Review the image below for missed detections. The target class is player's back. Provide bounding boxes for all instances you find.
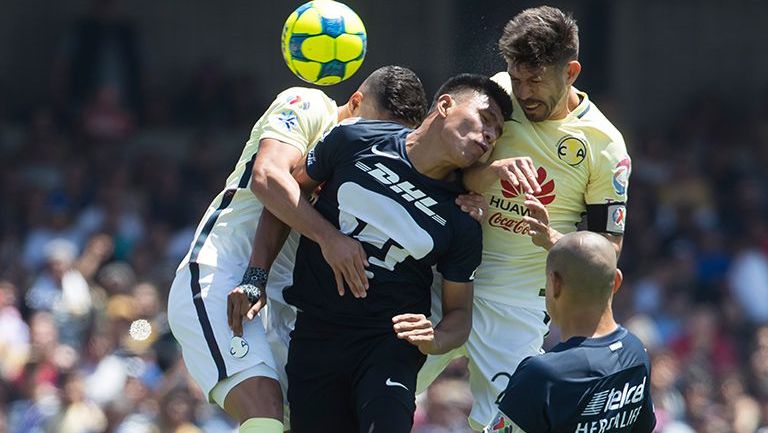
[497,326,656,433]
[475,72,630,309]
[177,87,337,271]
[285,119,482,330]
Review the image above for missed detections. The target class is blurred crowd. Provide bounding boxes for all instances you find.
[2,1,768,433]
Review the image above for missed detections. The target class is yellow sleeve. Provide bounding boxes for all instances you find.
[585,136,631,205]
[258,87,337,156]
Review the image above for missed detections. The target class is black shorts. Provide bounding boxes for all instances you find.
[287,313,427,433]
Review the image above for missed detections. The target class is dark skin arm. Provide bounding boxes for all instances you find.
[393,279,473,355]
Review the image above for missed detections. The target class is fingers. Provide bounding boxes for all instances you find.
[455,193,483,209]
[398,327,434,341]
[246,296,266,321]
[523,216,548,236]
[324,234,370,298]
[332,268,345,297]
[512,164,533,195]
[392,313,425,323]
[227,294,235,330]
[456,193,488,223]
[499,166,520,188]
[392,314,431,337]
[232,299,244,337]
[520,158,541,194]
[524,194,548,218]
[344,242,369,298]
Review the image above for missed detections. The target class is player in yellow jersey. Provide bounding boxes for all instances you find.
[417,6,631,430]
[167,66,427,433]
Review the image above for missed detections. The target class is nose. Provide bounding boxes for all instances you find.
[516,83,532,100]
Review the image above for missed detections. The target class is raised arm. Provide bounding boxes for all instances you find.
[252,138,370,297]
[463,156,540,194]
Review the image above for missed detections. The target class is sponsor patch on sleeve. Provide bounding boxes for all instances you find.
[484,412,513,433]
[606,204,626,234]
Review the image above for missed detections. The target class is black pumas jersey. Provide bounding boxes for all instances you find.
[488,326,656,433]
[284,119,482,328]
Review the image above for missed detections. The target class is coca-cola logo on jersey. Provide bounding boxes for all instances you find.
[499,166,556,205]
[488,212,530,234]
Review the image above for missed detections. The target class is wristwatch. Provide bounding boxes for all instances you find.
[240,266,268,305]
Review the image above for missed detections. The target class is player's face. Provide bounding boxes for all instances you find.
[508,63,568,122]
[441,91,504,168]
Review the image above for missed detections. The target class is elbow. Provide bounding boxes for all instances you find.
[249,163,271,199]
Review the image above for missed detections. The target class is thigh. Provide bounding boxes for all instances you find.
[168,264,278,403]
[465,300,549,430]
[355,334,426,433]
[286,321,355,433]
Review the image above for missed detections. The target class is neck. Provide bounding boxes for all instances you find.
[549,87,580,120]
[336,104,352,122]
[405,117,456,180]
[557,304,618,342]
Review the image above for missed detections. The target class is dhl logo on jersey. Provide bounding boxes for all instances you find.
[487,167,555,234]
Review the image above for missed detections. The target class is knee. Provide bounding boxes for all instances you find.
[224,377,283,424]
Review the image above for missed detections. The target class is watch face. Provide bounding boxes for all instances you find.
[229,336,249,359]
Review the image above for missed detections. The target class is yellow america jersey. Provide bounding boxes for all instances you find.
[178,87,338,271]
[475,72,630,309]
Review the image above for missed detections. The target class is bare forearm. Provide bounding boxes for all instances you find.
[248,209,291,268]
[251,165,337,245]
[427,308,472,354]
[600,233,623,257]
[463,162,496,193]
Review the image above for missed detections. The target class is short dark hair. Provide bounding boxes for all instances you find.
[498,6,579,68]
[431,73,513,121]
[362,65,428,128]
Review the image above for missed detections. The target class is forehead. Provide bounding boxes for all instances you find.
[509,63,556,79]
[460,91,502,116]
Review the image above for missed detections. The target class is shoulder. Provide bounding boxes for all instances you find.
[621,328,653,364]
[575,93,627,152]
[275,86,335,108]
[449,206,482,236]
[513,354,560,384]
[329,119,408,142]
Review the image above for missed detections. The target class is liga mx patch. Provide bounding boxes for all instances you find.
[607,204,626,234]
[277,110,298,131]
[484,412,514,433]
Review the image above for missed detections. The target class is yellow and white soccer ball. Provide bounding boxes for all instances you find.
[281,0,367,85]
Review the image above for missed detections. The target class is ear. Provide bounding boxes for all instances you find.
[612,268,623,295]
[435,94,454,119]
[552,270,564,299]
[565,60,581,86]
[346,91,364,116]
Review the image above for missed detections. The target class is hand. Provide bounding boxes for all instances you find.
[522,193,560,250]
[490,157,541,194]
[227,285,265,337]
[392,313,436,354]
[456,192,489,223]
[319,231,369,298]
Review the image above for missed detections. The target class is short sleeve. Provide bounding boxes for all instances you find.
[305,122,357,183]
[436,213,482,283]
[584,138,631,206]
[632,363,657,433]
[497,358,552,433]
[259,88,338,156]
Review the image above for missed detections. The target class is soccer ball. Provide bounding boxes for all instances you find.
[281,0,367,86]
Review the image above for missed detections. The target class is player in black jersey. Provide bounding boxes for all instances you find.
[254,73,512,433]
[484,232,656,433]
